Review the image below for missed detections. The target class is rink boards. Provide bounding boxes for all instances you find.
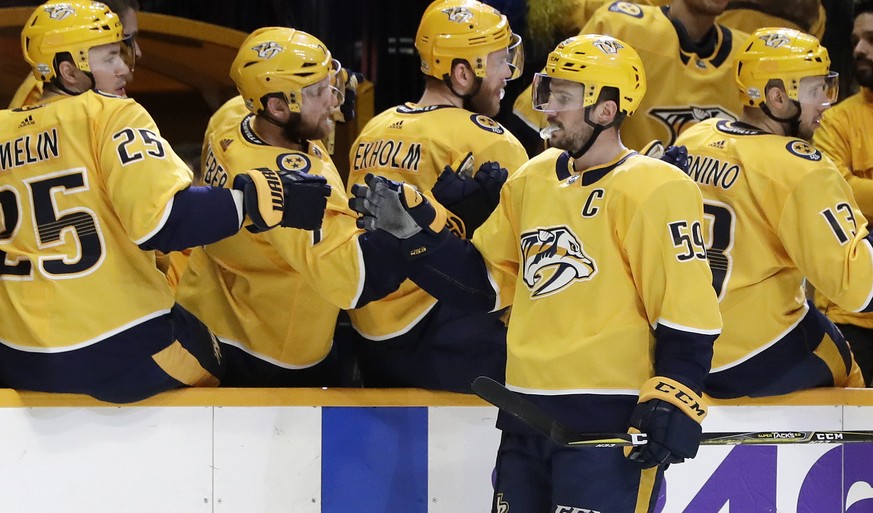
[0,387,871,513]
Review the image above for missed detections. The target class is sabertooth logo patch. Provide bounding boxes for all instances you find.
[441,6,474,23]
[649,106,736,145]
[252,41,283,59]
[593,38,624,55]
[759,32,791,48]
[521,227,596,298]
[45,4,75,20]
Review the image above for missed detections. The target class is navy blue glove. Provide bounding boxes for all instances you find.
[233,168,330,233]
[659,145,689,173]
[625,377,707,469]
[334,68,364,123]
[431,154,508,238]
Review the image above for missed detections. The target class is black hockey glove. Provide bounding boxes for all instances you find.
[233,168,330,233]
[659,145,689,173]
[624,376,707,469]
[333,68,364,123]
[431,152,508,238]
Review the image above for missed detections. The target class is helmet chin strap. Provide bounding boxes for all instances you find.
[761,100,802,138]
[49,70,95,96]
[570,105,621,160]
[443,74,483,106]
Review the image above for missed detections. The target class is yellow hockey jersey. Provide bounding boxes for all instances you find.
[675,118,873,370]
[346,103,528,339]
[513,1,745,151]
[0,92,193,350]
[473,148,722,392]
[175,115,365,367]
[813,88,873,328]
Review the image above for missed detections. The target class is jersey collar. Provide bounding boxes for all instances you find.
[556,149,636,186]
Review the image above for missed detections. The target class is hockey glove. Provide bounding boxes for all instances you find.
[431,152,508,238]
[332,68,364,123]
[624,376,708,469]
[659,145,689,173]
[233,168,330,233]
[349,173,446,239]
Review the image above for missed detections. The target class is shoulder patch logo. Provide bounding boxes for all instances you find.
[609,1,644,18]
[521,227,597,298]
[277,153,312,173]
[649,106,736,145]
[785,140,822,161]
[470,114,505,134]
[252,41,283,60]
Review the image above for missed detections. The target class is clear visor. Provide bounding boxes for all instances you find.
[120,35,136,72]
[327,58,344,105]
[797,72,839,106]
[506,32,524,81]
[531,73,585,113]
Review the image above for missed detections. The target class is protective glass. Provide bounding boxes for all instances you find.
[797,72,839,106]
[327,59,345,105]
[531,73,585,112]
[120,34,136,72]
[506,33,524,80]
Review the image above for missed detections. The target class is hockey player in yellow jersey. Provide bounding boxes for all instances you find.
[674,27,869,398]
[351,35,722,512]
[813,0,873,387]
[0,1,330,402]
[174,27,407,386]
[344,0,528,392]
[513,0,746,153]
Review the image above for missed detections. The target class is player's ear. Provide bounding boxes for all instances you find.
[764,80,789,110]
[56,60,79,85]
[448,59,475,92]
[264,95,290,120]
[595,99,619,125]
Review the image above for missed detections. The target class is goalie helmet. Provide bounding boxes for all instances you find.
[735,27,838,107]
[22,0,126,83]
[231,27,340,115]
[532,34,646,116]
[415,0,523,80]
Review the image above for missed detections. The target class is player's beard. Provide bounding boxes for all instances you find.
[464,83,501,118]
[855,56,873,89]
[282,112,330,142]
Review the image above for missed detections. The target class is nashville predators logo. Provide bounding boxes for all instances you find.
[786,140,822,161]
[441,6,474,23]
[495,493,509,513]
[45,4,75,20]
[521,227,596,298]
[759,32,791,48]
[649,106,736,145]
[608,1,644,18]
[252,41,283,60]
[593,38,624,55]
[277,153,312,173]
[471,114,505,134]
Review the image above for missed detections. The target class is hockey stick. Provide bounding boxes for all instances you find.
[471,376,873,447]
